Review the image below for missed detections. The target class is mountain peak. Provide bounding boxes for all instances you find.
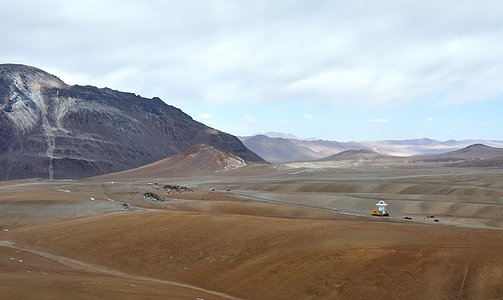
[259,132,298,139]
[319,149,388,161]
[0,63,47,73]
[0,64,263,180]
[0,63,65,87]
[464,143,490,149]
[454,144,495,154]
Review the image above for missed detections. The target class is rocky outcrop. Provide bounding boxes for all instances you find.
[0,64,264,180]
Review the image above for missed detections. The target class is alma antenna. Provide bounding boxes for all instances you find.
[371,200,389,216]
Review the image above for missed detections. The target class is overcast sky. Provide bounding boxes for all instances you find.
[2,0,502,141]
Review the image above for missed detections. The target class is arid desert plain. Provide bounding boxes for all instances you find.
[1,159,503,299]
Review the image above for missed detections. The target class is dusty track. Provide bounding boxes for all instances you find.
[0,240,241,300]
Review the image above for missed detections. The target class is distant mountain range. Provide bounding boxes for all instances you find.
[0,64,264,180]
[253,132,300,139]
[280,144,503,170]
[240,133,503,163]
[98,142,503,180]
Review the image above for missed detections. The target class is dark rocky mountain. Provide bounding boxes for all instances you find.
[0,64,264,180]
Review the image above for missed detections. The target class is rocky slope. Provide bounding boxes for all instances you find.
[0,64,264,180]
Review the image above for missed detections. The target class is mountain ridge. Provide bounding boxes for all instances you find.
[0,64,264,180]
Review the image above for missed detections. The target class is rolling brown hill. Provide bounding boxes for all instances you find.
[9,209,503,300]
[2,156,503,299]
[318,149,392,161]
[411,144,503,164]
[94,144,254,179]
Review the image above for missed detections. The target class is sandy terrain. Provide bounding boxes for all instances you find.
[0,240,230,300]
[1,164,503,299]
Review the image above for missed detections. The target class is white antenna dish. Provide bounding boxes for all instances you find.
[376,200,388,214]
[371,200,389,217]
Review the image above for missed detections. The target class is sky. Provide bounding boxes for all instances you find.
[1,0,502,141]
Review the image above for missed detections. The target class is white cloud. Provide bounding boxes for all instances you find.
[287,68,377,98]
[278,118,290,125]
[369,118,389,123]
[303,114,313,120]
[198,113,215,125]
[426,117,434,123]
[244,114,263,123]
[2,1,503,108]
[200,113,213,120]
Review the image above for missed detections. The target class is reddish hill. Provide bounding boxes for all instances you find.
[94,144,252,179]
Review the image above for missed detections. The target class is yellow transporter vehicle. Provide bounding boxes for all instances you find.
[371,200,389,216]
